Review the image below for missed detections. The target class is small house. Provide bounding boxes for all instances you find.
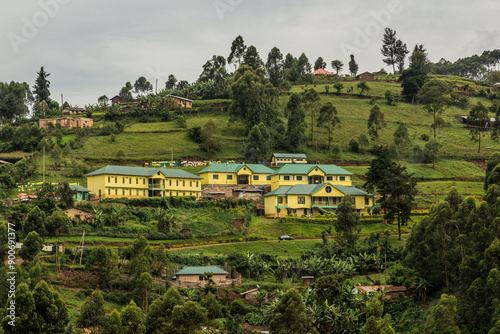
[356,72,375,82]
[172,266,239,288]
[312,68,333,78]
[166,95,193,108]
[353,285,407,300]
[63,208,95,222]
[62,107,86,115]
[240,288,259,302]
[110,95,125,105]
[69,185,91,201]
[302,276,315,286]
[271,153,308,167]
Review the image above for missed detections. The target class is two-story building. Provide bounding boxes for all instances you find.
[264,183,374,217]
[269,164,353,191]
[86,165,202,200]
[270,153,308,167]
[198,163,274,186]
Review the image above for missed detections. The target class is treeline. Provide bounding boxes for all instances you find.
[430,49,500,81]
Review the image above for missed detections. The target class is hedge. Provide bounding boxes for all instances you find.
[280,214,384,225]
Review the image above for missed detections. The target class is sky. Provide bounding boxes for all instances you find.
[1,0,499,107]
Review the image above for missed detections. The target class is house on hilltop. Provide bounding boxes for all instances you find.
[39,117,93,130]
[271,153,308,167]
[62,107,86,115]
[312,68,333,78]
[85,165,202,200]
[356,72,375,82]
[172,266,241,288]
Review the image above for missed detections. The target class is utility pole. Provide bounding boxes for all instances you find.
[79,230,85,266]
[61,94,63,111]
[42,146,45,183]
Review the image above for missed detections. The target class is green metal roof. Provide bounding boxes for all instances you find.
[198,163,273,175]
[69,185,91,193]
[265,183,371,197]
[174,266,228,275]
[272,153,307,159]
[85,165,202,179]
[270,164,353,176]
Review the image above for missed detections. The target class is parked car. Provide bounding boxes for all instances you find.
[279,235,294,240]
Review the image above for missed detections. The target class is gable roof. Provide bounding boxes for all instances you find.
[174,266,228,275]
[264,183,371,197]
[270,164,352,176]
[85,165,202,179]
[69,185,91,193]
[198,163,274,175]
[272,153,307,159]
[169,95,193,102]
[356,71,375,77]
[312,68,333,75]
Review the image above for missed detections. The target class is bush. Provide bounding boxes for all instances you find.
[349,139,359,153]
[420,134,430,141]
[229,299,247,316]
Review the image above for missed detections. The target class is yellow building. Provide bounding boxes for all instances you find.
[264,183,374,217]
[270,164,353,191]
[271,153,308,167]
[198,163,274,186]
[86,165,203,200]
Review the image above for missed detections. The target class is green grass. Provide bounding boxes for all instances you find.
[416,181,484,196]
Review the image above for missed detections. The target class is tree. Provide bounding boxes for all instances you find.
[359,134,370,153]
[33,66,51,102]
[58,182,77,208]
[302,88,321,142]
[385,90,395,105]
[119,82,134,101]
[243,45,264,70]
[20,231,42,261]
[335,195,362,249]
[425,294,460,334]
[200,293,222,320]
[146,287,184,334]
[357,81,370,95]
[270,289,309,334]
[78,289,106,328]
[23,206,47,237]
[134,272,153,313]
[313,274,346,304]
[367,104,386,140]
[331,60,344,76]
[244,123,271,163]
[314,57,326,70]
[200,119,221,155]
[1,283,38,333]
[393,122,411,150]
[349,54,359,77]
[468,101,490,153]
[399,45,429,103]
[485,152,500,190]
[418,79,452,139]
[361,296,395,334]
[32,280,69,333]
[395,39,410,73]
[103,309,122,334]
[170,301,207,334]
[165,74,177,90]
[333,82,344,94]
[98,95,109,107]
[227,35,247,69]
[381,27,399,74]
[265,47,284,87]
[424,140,441,168]
[285,93,306,152]
[297,53,312,77]
[317,102,340,150]
[134,76,153,94]
[120,300,146,334]
[0,81,30,123]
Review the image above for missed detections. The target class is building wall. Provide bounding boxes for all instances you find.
[200,172,271,186]
[176,274,227,283]
[39,117,93,130]
[357,73,375,82]
[87,173,202,199]
[270,174,352,191]
[271,157,307,166]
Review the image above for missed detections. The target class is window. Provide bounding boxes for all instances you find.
[129,178,131,184]
[163,180,165,187]
[253,175,259,181]
[143,178,145,184]
[267,176,271,181]
[213,175,219,180]
[304,209,308,215]
[176,180,179,186]
[277,208,281,214]
[170,192,172,196]
[136,190,139,196]
[108,176,110,183]
[227,175,233,180]
[278,197,283,204]
[190,181,192,187]
[365,198,370,206]
[122,177,125,183]
[183,192,185,196]
[143,190,145,196]
[196,181,199,187]
[183,180,185,187]
[325,186,332,193]
[115,177,117,183]
[340,176,346,181]
[176,192,179,196]
[136,178,138,184]
[129,189,131,195]
[284,176,290,181]
[108,188,110,195]
[298,197,305,204]
[199,276,204,281]
[327,176,333,181]
[122,189,125,195]
[297,176,302,181]
[115,189,117,195]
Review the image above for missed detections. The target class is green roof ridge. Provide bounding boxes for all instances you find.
[85,165,202,179]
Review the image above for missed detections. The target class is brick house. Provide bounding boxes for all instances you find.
[39,117,93,130]
[356,72,375,82]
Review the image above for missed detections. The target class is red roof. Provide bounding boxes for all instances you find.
[312,68,333,75]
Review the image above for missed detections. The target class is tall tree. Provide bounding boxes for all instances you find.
[399,45,429,103]
[367,104,386,140]
[331,60,344,76]
[244,123,271,163]
[393,122,411,150]
[424,294,461,334]
[78,290,106,328]
[227,35,247,69]
[133,77,153,94]
[317,102,340,150]
[334,195,362,249]
[417,79,452,139]
[265,47,284,87]
[301,88,321,142]
[468,101,490,153]
[270,289,309,334]
[0,81,30,123]
[297,53,312,77]
[1,283,39,332]
[395,39,410,73]
[120,300,146,334]
[19,231,42,262]
[349,54,359,77]
[285,93,306,152]
[165,74,177,90]
[33,66,51,102]
[243,45,264,70]
[381,27,398,74]
[32,280,69,333]
[314,57,326,70]
[361,296,395,334]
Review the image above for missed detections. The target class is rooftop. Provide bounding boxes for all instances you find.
[198,163,274,175]
[86,165,202,179]
[174,266,228,275]
[272,153,307,159]
[264,183,371,197]
[69,185,91,193]
[270,164,353,176]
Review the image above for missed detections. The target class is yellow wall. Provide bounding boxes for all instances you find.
[271,157,307,166]
[199,172,271,186]
[87,173,202,199]
[270,174,352,191]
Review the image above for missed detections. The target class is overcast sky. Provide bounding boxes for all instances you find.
[1,0,499,107]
